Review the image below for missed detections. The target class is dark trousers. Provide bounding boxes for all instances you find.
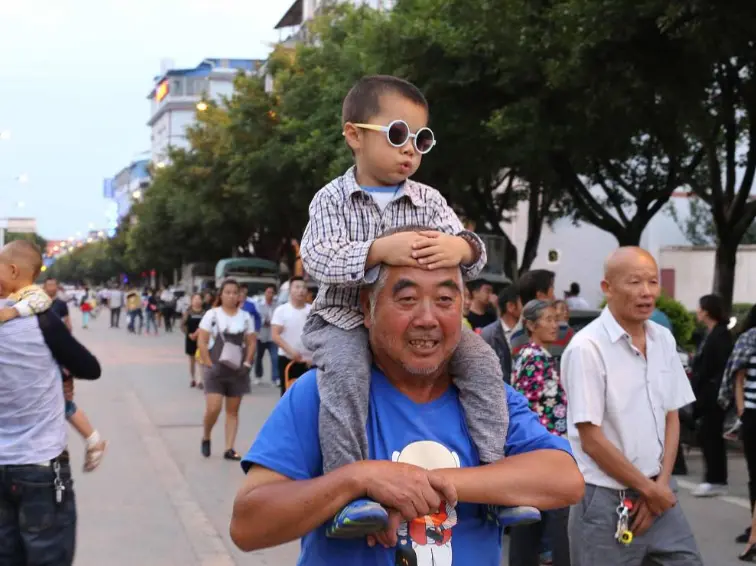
[698,404,728,484]
[255,340,279,381]
[0,455,76,566]
[161,308,174,332]
[743,410,756,512]
[127,309,143,333]
[278,355,309,397]
[509,507,570,566]
[110,307,121,328]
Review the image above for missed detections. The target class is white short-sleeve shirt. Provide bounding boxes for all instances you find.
[199,307,254,349]
[560,307,695,489]
[271,302,312,359]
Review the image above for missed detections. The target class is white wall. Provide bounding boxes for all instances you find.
[660,246,756,309]
[501,193,692,308]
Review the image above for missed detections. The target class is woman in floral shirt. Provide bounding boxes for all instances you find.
[512,300,568,437]
[509,299,570,566]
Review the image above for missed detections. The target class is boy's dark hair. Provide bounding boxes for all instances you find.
[342,75,428,126]
[497,284,520,313]
[569,282,580,296]
[518,269,555,304]
[466,279,490,294]
[289,275,305,284]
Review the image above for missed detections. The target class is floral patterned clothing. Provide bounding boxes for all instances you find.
[512,342,568,436]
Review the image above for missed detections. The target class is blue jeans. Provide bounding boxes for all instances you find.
[255,340,279,381]
[128,309,143,333]
[145,310,158,333]
[0,456,77,565]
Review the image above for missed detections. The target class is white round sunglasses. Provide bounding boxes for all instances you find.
[350,119,437,154]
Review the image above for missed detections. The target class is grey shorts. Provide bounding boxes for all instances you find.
[202,365,250,397]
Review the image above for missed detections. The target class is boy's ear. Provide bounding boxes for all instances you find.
[343,122,362,152]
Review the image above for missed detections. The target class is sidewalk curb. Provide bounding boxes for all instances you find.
[126,390,236,566]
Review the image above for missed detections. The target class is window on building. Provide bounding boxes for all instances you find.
[171,78,184,96]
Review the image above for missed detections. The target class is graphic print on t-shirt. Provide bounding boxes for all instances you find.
[392,441,460,566]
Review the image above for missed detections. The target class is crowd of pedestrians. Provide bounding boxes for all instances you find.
[4,72,756,566]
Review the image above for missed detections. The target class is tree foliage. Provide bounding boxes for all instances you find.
[86,0,756,299]
[668,197,756,246]
[45,240,127,285]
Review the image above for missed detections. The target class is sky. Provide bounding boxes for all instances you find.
[0,0,291,239]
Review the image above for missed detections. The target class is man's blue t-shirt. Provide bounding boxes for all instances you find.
[242,368,572,566]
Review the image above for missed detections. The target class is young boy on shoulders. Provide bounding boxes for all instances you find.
[299,75,541,537]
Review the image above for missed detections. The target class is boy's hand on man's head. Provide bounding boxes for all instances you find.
[411,231,476,270]
[374,232,426,268]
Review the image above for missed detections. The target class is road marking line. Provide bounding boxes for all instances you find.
[676,478,752,510]
[126,390,236,566]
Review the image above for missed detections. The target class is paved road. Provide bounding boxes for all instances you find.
[67,309,750,565]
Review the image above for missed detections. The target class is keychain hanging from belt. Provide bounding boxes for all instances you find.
[615,490,633,545]
[53,460,66,504]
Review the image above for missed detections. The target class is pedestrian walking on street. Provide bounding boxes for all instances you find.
[108,285,124,328]
[197,279,256,461]
[271,276,311,397]
[159,287,176,332]
[181,293,205,388]
[561,247,702,566]
[80,286,93,329]
[145,289,159,335]
[254,284,280,386]
[480,284,521,384]
[509,270,557,358]
[509,299,571,566]
[0,255,102,565]
[719,305,756,553]
[126,288,143,334]
[202,290,215,311]
[691,294,733,498]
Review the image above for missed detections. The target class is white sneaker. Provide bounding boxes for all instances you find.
[691,482,728,497]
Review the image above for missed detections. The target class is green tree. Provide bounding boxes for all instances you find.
[5,231,47,251]
[668,196,756,246]
[365,1,566,276]
[46,240,125,285]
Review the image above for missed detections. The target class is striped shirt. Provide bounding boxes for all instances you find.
[745,354,756,410]
[301,166,487,330]
[720,328,756,409]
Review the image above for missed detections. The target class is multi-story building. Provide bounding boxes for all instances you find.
[146,58,263,164]
[103,158,151,225]
[0,216,37,248]
[274,0,394,39]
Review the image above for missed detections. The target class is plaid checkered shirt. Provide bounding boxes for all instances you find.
[301,166,487,330]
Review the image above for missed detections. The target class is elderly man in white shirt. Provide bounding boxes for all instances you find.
[560,247,702,566]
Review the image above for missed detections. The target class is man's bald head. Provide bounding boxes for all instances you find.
[601,246,660,325]
[603,246,657,282]
[0,240,44,281]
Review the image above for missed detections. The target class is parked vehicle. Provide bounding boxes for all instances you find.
[214,258,279,297]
